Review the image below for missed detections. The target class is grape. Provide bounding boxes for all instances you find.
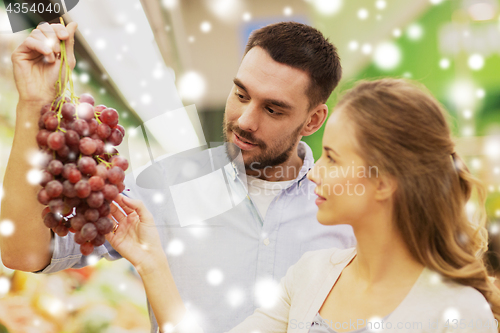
[89,176,105,191]
[94,105,106,113]
[78,156,96,175]
[94,140,105,155]
[62,180,77,198]
[111,156,129,171]
[88,119,98,135]
[91,233,106,246]
[75,180,91,198]
[79,137,96,155]
[116,125,125,136]
[65,130,80,146]
[108,128,123,146]
[84,208,99,222]
[74,119,89,136]
[102,184,119,201]
[108,167,125,185]
[80,93,95,106]
[40,104,51,116]
[55,224,69,237]
[48,198,64,215]
[62,163,76,179]
[74,231,86,245]
[47,132,65,150]
[97,123,111,139]
[36,129,51,147]
[61,103,76,120]
[56,145,70,160]
[95,164,108,179]
[95,217,114,234]
[87,191,104,208]
[68,168,82,184]
[47,160,63,176]
[77,103,94,121]
[81,222,97,241]
[100,108,119,127]
[40,170,53,187]
[64,196,81,208]
[46,180,63,198]
[43,212,60,228]
[117,182,126,193]
[37,188,50,205]
[80,242,94,255]
[97,202,111,217]
[44,114,59,131]
[37,93,129,253]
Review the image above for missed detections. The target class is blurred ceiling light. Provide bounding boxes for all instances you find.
[162,0,179,10]
[439,58,450,69]
[468,53,485,70]
[206,0,244,21]
[348,40,359,51]
[407,23,424,40]
[200,21,212,33]
[358,8,369,20]
[373,42,401,70]
[484,137,500,159]
[178,71,206,100]
[361,43,373,54]
[311,0,343,16]
[463,109,473,119]
[242,12,252,21]
[476,88,486,98]
[375,0,387,10]
[284,6,293,16]
[465,0,498,21]
[449,80,475,108]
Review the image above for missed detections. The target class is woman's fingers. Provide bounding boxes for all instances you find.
[64,22,78,70]
[109,201,128,224]
[113,194,135,215]
[121,195,155,223]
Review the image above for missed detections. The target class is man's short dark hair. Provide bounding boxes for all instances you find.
[244,21,342,110]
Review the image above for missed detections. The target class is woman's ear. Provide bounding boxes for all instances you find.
[301,104,328,137]
[374,174,397,201]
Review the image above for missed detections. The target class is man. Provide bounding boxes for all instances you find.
[1,21,355,332]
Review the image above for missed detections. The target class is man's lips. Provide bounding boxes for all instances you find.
[234,132,256,145]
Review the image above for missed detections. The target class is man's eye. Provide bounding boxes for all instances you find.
[235,92,245,99]
[266,107,280,115]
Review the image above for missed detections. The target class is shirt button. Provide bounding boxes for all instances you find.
[263,238,270,246]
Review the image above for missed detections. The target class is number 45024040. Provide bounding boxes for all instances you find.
[6,2,62,14]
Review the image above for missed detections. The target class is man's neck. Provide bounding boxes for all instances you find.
[245,150,304,182]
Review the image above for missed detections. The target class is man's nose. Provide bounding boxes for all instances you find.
[237,103,260,132]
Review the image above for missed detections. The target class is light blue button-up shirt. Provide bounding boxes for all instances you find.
[37,141,355,333]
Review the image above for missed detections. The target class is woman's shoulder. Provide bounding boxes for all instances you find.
[293,247,356,272]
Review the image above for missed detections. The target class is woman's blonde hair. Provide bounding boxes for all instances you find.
[337,78,500,326]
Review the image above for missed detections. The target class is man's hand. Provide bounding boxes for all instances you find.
[11,21,77,105]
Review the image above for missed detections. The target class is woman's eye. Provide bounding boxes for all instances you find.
[327,155,336,163]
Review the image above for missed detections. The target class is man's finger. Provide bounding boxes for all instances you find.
[36,23,61,54]
[50,23,69,40]
[22,36,55,62]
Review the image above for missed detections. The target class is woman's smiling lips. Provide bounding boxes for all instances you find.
[233,132,258,151]
[314,190,326,206]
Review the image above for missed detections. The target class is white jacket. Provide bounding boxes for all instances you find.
[164,248,497,333]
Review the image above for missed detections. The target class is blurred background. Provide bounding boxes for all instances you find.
[0,0,500,331]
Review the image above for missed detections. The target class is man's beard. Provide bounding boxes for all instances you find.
[222,116,304,170]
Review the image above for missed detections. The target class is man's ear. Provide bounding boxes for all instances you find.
[374,174,397,201]
[301,104,328,137]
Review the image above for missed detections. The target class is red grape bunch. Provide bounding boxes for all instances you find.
[37,92,129,256]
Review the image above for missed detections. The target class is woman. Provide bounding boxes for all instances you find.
[107,78,499,333]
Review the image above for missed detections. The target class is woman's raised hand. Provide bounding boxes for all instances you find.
[106,194,165,274]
